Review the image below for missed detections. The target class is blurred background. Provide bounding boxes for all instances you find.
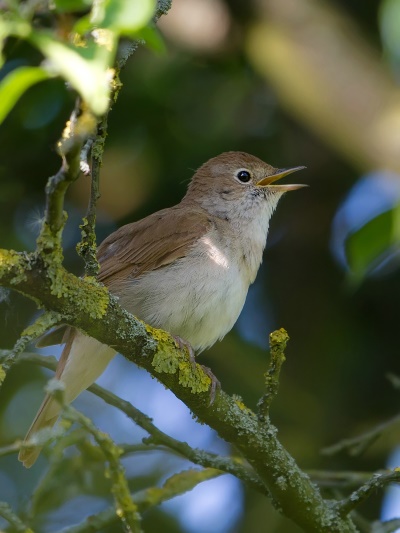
[1,0,400,531]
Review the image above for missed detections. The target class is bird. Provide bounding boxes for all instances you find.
[18,151,306,468]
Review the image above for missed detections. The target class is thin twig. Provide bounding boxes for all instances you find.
[41,102,96,242]
[257,328,289,421]
[80,138,94,175]
[0,441,21,458]
[307,469,387,489]
[0,311,62,374]
[0,501,34,533]
[336,470,400,516]
[371,518,400,533]
[12,351,268,496]
[76,114,108,276]
[62,403,142,533]
[322,413,400,457]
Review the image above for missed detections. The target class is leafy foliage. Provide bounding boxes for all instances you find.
[0,0,157,119]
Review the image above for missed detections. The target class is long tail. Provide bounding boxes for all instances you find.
[18,329,116,468]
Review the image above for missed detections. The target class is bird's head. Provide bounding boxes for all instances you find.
[184,151,307,220]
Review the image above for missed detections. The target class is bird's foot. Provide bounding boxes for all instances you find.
[173,335,197,371]
[199,364,220,406]
[173,335,220,405]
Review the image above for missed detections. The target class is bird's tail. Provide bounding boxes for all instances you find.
[18,394,60,468]
[19,329,116,468]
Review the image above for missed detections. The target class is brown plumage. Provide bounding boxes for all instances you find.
[19,151,305,467]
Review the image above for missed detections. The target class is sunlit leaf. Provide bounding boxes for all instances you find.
[30,31,115,115]
[91,0,156,35]
[345,205,400,283]
[0,16,32,67]
[0,66,50,124]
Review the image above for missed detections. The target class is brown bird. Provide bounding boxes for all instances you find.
[19,151,306,467]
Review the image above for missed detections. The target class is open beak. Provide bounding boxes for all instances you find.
[256,166,307,191]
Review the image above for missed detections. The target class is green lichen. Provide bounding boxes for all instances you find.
[54,273,109,319]
[148,327,178,371]
[92,130,107,162]
[36,218,66,260]
[80,276,109,318]
[233,395,254,415]
[37,215,110,319]
[269,328,289,354]
[178,360,211,394]
[151,332,182,375]
[150,328,211,394]
[0,249,27,285]
[77,217,100,276]
[21,311,62,339]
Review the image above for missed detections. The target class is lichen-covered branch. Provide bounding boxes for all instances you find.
[257,328,288,421]
[336,470,400,516]
[0,311,61,374]
[6,351,267,496]
[0,252,357,532]
[42,103,97,243]
[76,110,109,277]
[76,0,173,276]
[0,2,359,528]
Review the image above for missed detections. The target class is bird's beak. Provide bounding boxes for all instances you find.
[256,166,307,191]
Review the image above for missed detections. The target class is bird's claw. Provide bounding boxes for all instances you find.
[199,364,220,406]
[173,335,220,405]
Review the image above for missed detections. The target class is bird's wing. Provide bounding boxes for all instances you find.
[36,205,211,347]
[97,203,213,286]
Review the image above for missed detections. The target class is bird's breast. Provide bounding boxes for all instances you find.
[116,220,269,353]
[116,233,252,352]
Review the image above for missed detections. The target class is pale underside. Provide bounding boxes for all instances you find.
[20,192,276,467]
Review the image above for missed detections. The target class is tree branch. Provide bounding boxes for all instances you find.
[307,469,387,490]
[322,413,400,457]
[371,519,400,533]
[59,468,221,533]
[336,470,400,516]
[62,402,142,533]
[0,253,357,532]
[7,351,268,496]
[0,502,33,533]
[257,328,288,421]
[0,311,61,373]
[41,102,96,244]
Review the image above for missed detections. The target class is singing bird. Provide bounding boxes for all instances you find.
[19,151,306,467]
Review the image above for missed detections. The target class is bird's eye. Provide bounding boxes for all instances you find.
[237,170,251,183]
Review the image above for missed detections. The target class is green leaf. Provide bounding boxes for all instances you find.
[345,205,400,283]
[0,16,31,67]
[30,31,115,115]
[53,0,93,13]
[91,0,156,35]
[136,25,166,53]
[135,468,222,510]
[0,66,50,124]
[380,0,400,58]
